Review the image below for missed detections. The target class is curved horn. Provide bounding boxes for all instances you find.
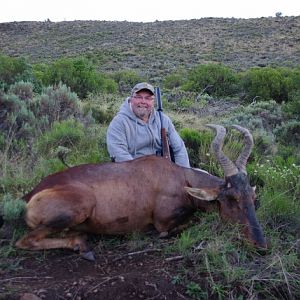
[206,124,238,177]
[231,125,254,174]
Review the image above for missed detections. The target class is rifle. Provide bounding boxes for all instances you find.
[155,87,172,161]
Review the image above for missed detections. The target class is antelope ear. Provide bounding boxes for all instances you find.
[184,187,218,201]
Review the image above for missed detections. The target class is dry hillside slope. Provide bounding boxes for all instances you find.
[1,16,300,78]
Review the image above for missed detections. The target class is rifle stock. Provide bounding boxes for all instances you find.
[155,87,171,161]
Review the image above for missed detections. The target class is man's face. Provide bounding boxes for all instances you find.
[130,90,155,122]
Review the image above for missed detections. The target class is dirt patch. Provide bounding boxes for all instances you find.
[0,234,194,300]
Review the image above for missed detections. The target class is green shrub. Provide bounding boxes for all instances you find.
[180,128,222,174]
[165,90,212,113]
[282,91,300,120]
[8,81,34,102]
[274,120,300,148]
[0,54,34,90]
[223,100,283,157]
[102,77,118,94]
[182,63,238,97]
[30,123,110,181]
[32,118,109,166]
[163,71,186,89]
[1,194,25,222]
[240,67,289,103]
[225,100,283,131]
[281,66,300,100]
[82,102,114,124]
[180,128,205,168]
[0,92,36,141]
[34,83,80,129]
[82,93,120,124]
[181,127,247,175]
[112,70,144,94]
[34,57,117,98]
[177,97,194,109]
[34,119,85,156]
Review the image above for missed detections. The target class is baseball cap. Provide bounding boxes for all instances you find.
[131,82,155,95]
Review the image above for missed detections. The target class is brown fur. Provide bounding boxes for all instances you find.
[16,155,266,257]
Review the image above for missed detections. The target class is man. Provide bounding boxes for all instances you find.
[106,82,190,167]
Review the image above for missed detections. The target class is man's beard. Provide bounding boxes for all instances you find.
[133,106,152,120]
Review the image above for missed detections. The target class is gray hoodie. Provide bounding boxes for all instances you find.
[106,97,190,167]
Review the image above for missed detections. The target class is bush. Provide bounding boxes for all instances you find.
[82,93,120,124]
[34,119,85,156]
[223,100,283,133]
[34,57,117,98]
[82,102,114,124]
[1,194,25,222]
[0,92,36,141]
[34,83,81,129]
[223,101,284,158]
[112,70,144,94]
[282,91,300,120]
[31,123,110,180]
[8,81,34,102]
[180,128,203,168]
[240,67,289,103]
[283,66,300,100]
[163,71,186,90]
[274,120,300,148]
[180,128,222,174]
[0,54,34,90]
[182,63,238,97]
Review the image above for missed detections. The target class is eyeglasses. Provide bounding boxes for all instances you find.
[132,95,154,101]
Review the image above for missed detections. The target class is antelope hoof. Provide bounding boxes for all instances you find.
[159,231,169,238]
[73,245,80,252]
[82,251,95,261]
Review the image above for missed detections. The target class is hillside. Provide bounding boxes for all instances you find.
[1,16,300,79]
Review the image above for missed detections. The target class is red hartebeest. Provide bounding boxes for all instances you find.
[16,125,267,260]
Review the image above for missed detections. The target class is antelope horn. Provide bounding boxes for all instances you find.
[231,125,254,174]
[206,124,238,177]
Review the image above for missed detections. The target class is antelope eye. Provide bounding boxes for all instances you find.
[225,195,239,207]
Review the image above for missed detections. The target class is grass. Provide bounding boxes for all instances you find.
[170,233,299,298]
[254,160,300,227]
[186,281,207,299]
[0,89,299,299]
[162,207,299,299]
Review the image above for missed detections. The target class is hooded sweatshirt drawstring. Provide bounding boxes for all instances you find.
[134,119,137,157]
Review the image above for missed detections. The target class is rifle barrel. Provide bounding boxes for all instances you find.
[155,86,171,160]
[155,87,163,111]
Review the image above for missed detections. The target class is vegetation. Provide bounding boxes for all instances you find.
[0,51,299,299]
[33,57,118,98]
[239,66,300,103]
[182,63,239,97]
